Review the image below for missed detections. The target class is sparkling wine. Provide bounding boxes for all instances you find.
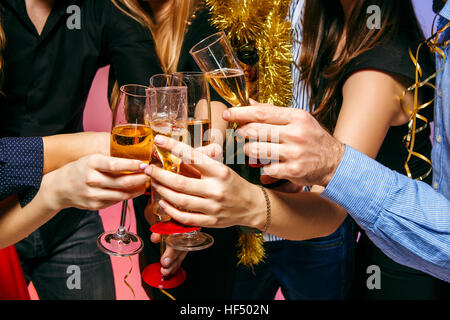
[187,118,211,148]
[206,68,249,107]
[151,119,187,173]
[110,124,153,163]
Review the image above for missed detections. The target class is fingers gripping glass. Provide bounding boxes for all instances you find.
[142,83,190,290]
[148,75,214,250]
[164,72,215,252]
[97,85,151,257]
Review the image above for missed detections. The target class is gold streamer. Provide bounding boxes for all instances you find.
[206,0,293,107]
[160,289,176,300]
[400,21,450,181]
[123,256,136,299]
[236,232,266,267]
[206,0,293,268]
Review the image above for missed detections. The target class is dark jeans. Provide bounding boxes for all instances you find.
[351,231,450,300]
[233,216,356,300]
[15,209,115,300]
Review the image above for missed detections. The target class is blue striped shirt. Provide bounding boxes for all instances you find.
[322,1,450,283]
[289,0,310,111]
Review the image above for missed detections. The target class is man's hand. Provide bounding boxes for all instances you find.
[223,103,346,187]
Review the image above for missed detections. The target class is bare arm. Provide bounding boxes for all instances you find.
[42,132,110,174]
[146,69,413,240]
[0,154,150,249]
[262,70,412,239]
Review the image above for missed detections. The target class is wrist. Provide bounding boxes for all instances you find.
[39,171,67,212]
[322,141,346,187]
[82,132,110,156]
[247,184,269,231]
[96,132,110,156]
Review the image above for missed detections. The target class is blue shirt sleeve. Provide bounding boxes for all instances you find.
[0,137,44,207]
[321,146,450,283]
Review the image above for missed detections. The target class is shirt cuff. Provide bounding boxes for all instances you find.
[439,1,450,20]
[0,137,44,207]
[321,146,395,230]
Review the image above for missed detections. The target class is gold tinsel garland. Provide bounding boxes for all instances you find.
[206,0,293,267]
[206,0,293,107]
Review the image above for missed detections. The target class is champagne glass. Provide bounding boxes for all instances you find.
[190,32,264,168]
[190,31,249,109]
[141,85,189,289]
[97,84,151,257]
[163,72,215,251]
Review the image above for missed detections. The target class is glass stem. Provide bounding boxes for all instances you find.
[184,231,198,239]
[117,200,128,236]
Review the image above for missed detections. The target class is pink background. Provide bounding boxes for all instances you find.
[28,2,435,300]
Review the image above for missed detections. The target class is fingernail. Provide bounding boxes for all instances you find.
[161,267,169,276]
[154,135,167,145]
[223,110,231,120]
[159,200,167,209]
[145,165,153,175]
[163,257,171,266]
[140,163,149,170]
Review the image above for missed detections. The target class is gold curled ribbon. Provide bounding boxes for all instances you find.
[123,256,136,298]
[400,21,450,181]
[123,204,178,300]
[160,289,176,300]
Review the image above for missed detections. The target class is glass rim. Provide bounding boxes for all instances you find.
[189,31,227,55]
[146,86,188,93]
[172,71,205,78]
[119,84,150,98]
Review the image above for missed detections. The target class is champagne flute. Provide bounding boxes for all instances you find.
[190,31,249,109]
[141,85,189,290]
[190,32,266,168]
[163,72,215,251]
[97,84,151,257]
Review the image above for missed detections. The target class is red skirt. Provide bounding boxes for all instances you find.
[0,246,30,300]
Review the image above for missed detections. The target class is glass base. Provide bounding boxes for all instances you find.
[142,263,186,289]
[150,221,200,235]
[166,231,214,251]
[97,230,143,257]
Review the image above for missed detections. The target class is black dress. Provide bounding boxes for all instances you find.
[325,33,450,299]
[110,8,239,300]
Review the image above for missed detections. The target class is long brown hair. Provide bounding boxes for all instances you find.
[300,0,426,132]
[110,0,197,108]
[111,0,197,73]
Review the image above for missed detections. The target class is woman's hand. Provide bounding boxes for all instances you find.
[150,233,188,277]
[144,142,225,276]
[44,154,151,211]
[144,135,267,230]
[223,103,346,187]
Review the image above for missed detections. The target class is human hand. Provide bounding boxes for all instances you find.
[144,135,266,230]
[150,233,188,277]
[224,103,346,187]
[260,176,302,193]
[145,143,225,275]
[45,154,151,211]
